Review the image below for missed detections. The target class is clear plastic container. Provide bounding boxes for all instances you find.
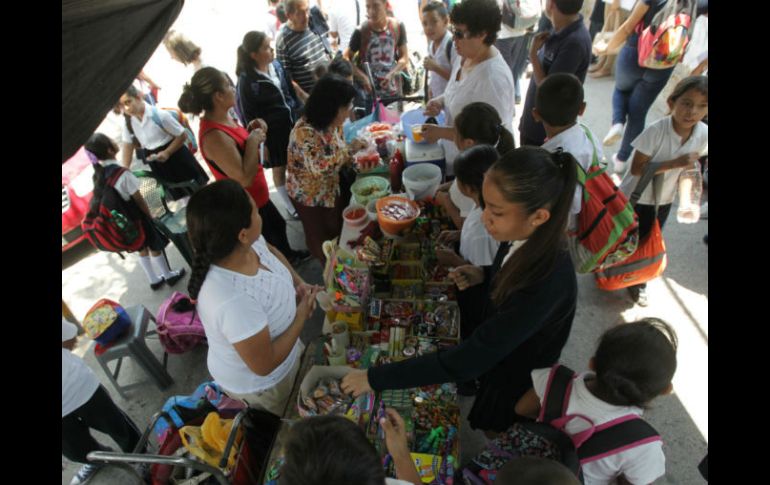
[677,163,703,224]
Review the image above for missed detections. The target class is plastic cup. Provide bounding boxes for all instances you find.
[412,124,424,143]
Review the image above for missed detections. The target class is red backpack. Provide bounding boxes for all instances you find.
[81,165,147,253]
[568,126,639,273]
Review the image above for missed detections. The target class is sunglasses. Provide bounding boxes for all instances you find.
[449,26,473,40]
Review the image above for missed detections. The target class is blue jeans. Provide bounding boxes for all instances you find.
[612,44,674,161]
[495,35,532,99]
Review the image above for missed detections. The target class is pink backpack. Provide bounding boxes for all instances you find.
[156,292,207,354]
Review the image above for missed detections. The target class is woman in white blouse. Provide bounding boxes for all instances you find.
[184,179,321,415]
[421,0,514,175]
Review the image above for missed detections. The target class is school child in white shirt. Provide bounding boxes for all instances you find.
[620,75,708,305]
[421,1,456,98]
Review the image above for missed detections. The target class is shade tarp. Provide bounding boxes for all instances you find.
[62,0,183,162]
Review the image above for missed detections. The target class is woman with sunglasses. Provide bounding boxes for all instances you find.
[421,0,514,228]
[178,67,310,266]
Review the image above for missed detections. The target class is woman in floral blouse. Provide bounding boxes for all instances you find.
[287,74,368,262]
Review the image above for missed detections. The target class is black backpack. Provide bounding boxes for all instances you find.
[461,365,661,484]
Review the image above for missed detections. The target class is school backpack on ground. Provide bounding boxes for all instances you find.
[501,0,541,31]
[149,106,199,154]
[636,0,696,69]
[568,126,639,274]
[81,164,147,253]
[156,291,207,354]
[461,365,661,484]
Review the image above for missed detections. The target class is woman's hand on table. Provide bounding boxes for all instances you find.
[381,408,410,456]
[341,369,372,397]
[448,264,484,290]
[423,99,443,117]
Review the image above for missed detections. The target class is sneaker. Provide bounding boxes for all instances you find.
[603,123,624,146]
[70,463,103,485]
[164,268,187,287]
[700,202,708,219]
[612,153,628,175]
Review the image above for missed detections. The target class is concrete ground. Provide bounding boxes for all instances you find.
[62,3,707,483]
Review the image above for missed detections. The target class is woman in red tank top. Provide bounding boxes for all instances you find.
[178,67,309,264]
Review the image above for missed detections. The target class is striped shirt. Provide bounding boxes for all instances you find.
[276,25,331,94]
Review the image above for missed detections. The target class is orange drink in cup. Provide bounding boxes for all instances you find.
[412,124,424,143]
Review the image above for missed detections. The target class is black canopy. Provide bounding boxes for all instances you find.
[62,0,184,162]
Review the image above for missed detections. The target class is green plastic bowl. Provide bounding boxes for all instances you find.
[351,176,391,206]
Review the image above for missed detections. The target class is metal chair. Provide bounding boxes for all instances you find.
[95,305,173,399]
[133,170,199,266]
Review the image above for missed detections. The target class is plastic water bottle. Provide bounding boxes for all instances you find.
[677,163,703,223]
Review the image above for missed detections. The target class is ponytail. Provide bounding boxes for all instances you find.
[489,147,577,305]
[236,31,267,77]
[178,66,226,115]
[84,132,117,218]
[455,102,516,156]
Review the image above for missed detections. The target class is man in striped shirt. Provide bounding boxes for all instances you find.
[276,0,332,99]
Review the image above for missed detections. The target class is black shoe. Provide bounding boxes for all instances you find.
[288,250,312,267]
[150,279,165,291]
[627,285,648,306]
[164,268,186,287]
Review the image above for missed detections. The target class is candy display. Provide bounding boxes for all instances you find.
[380,199,419,221]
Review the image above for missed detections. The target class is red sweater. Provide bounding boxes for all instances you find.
[199,119,270,208]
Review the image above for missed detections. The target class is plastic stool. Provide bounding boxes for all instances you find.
[95,305,173,399]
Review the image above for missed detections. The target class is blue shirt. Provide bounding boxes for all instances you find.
[519,15,592,145]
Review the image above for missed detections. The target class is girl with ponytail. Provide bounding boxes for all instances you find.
[183,179,321,414]
[435,101,516,230]
[341,146,579,433]
[85,133,185,290]
[515,318,677,484]
[236,31,303,218]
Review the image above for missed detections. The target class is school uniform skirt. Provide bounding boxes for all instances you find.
[145,143,209,200]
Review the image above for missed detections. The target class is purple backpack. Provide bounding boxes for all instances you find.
[156,292,207,354]
[461,365,662,484]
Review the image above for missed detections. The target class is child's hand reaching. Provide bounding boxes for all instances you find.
[381,408,410,456]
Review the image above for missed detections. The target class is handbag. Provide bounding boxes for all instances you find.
[594,163,667,290]
[636,0,695,69]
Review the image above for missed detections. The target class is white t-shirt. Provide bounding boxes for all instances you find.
[121,102,185,150]
[542,123,601,231]
[621,116,708,206]
[102,160,141,201]
[197,235,302,394]
[439,49,514,174]
[531,368,666,485]
[448,179,476,218]
[459,205,500,266]
[62,319,100,417]
[328,0,361,53]
[427,31,455,99]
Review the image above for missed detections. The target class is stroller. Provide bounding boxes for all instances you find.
[87,404,280,484]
